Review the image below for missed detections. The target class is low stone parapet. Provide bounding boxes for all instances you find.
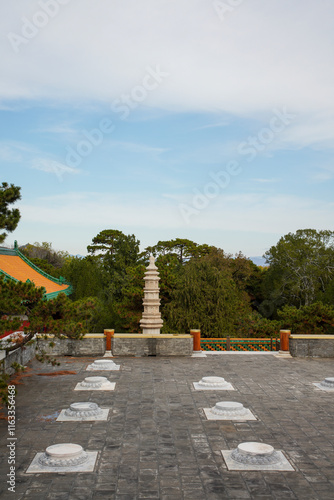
[36,333,193,357]
[289,335,334,358]
[112,334,193,356]
[36,334,106,357]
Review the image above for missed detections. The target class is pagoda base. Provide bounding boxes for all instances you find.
[142,328,162,335]
[112,334,192,357]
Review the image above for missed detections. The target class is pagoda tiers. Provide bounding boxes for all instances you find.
[139,255,163,335]
[0,241,72,300]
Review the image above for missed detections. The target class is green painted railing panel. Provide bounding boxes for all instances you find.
[200,338,280,351]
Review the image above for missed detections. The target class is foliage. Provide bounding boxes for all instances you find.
[62,256,105,301]
[0,276,97,406]
[28,293,97,339]
[278,302,334,335]
[84,229,145,330]
[163,251,252,337]
[0,371,10,406]
[20,242,70,269]
[146,238,213,264]
[0,276,45,336]
[263,229,334,310]
[114,264,145,332]
[87,229,141,269]
[0,182,21,244]
[235,312,281,338]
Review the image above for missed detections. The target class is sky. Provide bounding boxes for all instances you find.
[1,0,333,259]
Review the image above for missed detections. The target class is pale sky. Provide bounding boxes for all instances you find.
[1,0,333,258]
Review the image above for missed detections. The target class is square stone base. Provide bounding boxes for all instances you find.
[56,409,110,421]
[26,451,98,473]
[203,408,256,421]
[313,382,334,392]
[221,450,294,471]
[193,382,234,391]
[74,382,115,391]
[191,351,207,357]
[86,365,120,371]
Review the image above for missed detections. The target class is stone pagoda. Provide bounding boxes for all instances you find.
[139,255,163,335]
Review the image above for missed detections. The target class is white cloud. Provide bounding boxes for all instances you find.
[312,164,334,182]
[0,140,39,162]
[17,190,334,239]
[31,158,81,179]
[109,141,168,156]
[251,178,279,184]
[0,1,333,149]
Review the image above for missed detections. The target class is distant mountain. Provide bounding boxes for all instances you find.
[249,256,268,267]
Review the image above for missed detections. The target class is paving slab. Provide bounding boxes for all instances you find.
[1,354,334,499]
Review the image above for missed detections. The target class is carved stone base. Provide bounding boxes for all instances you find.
[193,376,234,391]
[204,401,256,421]
[27,444,98,473]
[74,376,115,391]
[87,359,120,371]
[79,376,108,388]
[320,377,334,388]
[222,442,294,471]
[38,444,88,467]
[64,402,102,417]
[314,377,334,391]
[211,401,248,416]
[231,443,281,465]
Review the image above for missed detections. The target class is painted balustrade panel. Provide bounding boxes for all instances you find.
[200,338,280,351]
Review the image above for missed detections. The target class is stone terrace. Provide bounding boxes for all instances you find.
[1,353,334,499]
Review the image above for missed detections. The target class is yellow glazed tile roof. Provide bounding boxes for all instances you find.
[0,254,69,294]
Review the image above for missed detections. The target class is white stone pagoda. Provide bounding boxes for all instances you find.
[139,255,163,335]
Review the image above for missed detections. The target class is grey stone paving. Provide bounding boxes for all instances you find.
[1,354,334,499]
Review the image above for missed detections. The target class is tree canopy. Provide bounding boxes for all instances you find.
[263,229,334,310]
[0,182,21,244]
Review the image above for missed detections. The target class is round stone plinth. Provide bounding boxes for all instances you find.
[231,442,281,465]
[198,376,229,388]
[211,401,248,416]
[80,376,108,388]
[64,402,102,417]
[320,377,334,389]
[88,359,117,370]
[38,443,88,467]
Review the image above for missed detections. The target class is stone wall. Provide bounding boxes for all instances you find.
[0,333,193,376]
[112,334,193,356]
[36,334,106,357]
[289,335,334,358]
[1,343,36,375]
[0,335,106,376]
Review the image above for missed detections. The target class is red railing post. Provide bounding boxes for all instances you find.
[190,329,201,352]
[279,329,291,352]
[104,329,114,352]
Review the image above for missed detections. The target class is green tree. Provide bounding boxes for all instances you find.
[163,251,252,337]
[87,229,140,268]
[0,277,97,406]
[278,302,334,335]
[0,276,96,341]
[21,242,70,270]
[62,256,105,301]
[0,276,45,337]
[263,229,334,309]
[146,238,213,264]
[0,182,21,244]
[85,229,144,331]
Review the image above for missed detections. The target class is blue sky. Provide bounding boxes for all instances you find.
[1,0,333,258]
